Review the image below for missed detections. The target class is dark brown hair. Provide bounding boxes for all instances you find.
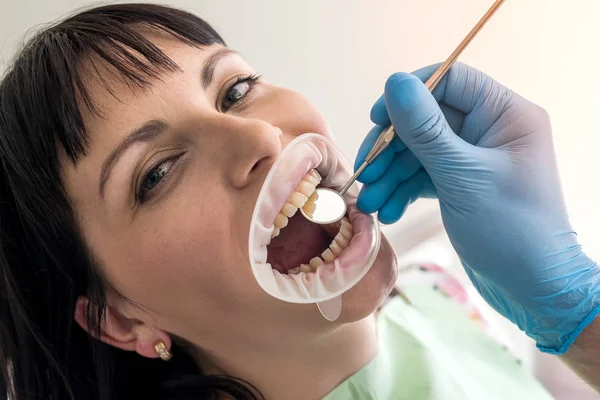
[0,4,260,399]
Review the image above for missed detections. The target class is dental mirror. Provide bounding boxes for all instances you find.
[300,188,347,224]
[300,0,506,225]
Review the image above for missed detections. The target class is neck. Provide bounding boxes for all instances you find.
[193,314,379,400]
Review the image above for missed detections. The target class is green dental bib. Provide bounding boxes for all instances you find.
[323,285,553,400]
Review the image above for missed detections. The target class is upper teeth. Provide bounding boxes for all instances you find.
[269,169,354,275]
[271,170,321,238]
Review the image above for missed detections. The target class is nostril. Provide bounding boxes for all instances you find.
[233,156,273,189]
[251,156,269,173]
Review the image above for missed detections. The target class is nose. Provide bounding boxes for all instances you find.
[221,117,282,189]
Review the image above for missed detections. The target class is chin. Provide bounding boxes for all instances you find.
[337,235,397,322]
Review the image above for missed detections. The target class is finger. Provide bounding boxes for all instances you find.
[383,73,465,164]
[378,169,436,224]
[354,125,397,183]
[411,66,468,135]
[371,64,444,125]
[372,66,466,134]
[411,63,445,101]
[440,103,465,136]
[424,62,512,138]
[356,150,422,213]
[370,95,389,126]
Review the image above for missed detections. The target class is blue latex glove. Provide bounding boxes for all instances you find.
[356,62,600,355]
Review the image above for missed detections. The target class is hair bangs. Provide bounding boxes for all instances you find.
[10,3,225,165]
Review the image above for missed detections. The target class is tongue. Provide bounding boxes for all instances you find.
[267,213,331,274]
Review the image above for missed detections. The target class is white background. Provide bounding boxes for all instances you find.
[2,0,599,258]
[3,0,600,259]
[2,1,600,398]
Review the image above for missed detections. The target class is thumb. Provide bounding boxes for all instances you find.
[384,73,462,165]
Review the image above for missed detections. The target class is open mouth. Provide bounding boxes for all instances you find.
[248,134,380,304]
[267,170,354,275]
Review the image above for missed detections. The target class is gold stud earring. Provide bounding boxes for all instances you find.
[153,340,172,361]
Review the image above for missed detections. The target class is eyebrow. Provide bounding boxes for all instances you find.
[99,119,168,198]
[201,48,237,89]
[98,49,237,199]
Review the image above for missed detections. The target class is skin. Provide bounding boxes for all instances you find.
[65,30,397,399]
[563,320,600,392]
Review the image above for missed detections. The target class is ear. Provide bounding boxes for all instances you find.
[74,296,172,359]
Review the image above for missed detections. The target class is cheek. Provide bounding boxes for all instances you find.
[100,192,254,317]
[259,87,332,141]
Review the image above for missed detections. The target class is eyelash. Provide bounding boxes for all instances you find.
[219,73,261,112]
[135,154,183,204]
[135,74,261,205]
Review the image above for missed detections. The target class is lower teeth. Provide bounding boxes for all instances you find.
[286,217,353,275]
[268,169,354,275]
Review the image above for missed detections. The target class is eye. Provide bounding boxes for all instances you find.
[136,157,178,204]
[220,74,260,112]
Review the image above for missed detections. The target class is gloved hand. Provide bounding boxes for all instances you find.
[355,62,600,355]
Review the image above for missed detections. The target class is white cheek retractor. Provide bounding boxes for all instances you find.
[248,134,381,321]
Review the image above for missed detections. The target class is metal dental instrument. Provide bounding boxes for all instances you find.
[301,0,506,225]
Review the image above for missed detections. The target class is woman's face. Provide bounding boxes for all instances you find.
[63,31,397,356]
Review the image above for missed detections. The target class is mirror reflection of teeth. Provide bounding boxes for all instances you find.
[271,169,322,239]
[302,191,318,218]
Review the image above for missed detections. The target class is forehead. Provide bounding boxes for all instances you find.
[61,33,236,211]
[77,32,225,122]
